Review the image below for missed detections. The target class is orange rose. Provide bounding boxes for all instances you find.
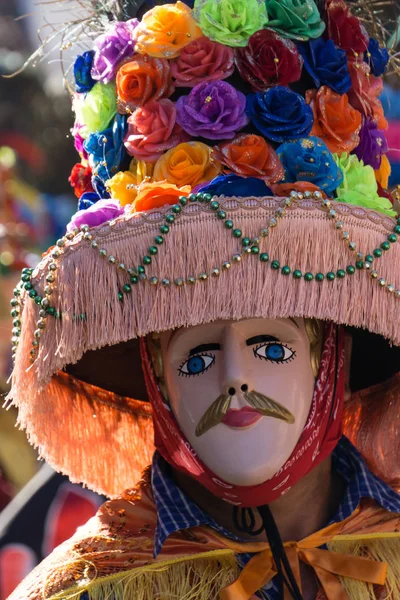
[306,87,362,155]
[347,59,388,130]
[135,2,201,59]
[132,181,191,212]
[375,154,391,190]
[271,182,327,198]
[153,141,220,187]
[116,55,174,113]
[213,134,284,184]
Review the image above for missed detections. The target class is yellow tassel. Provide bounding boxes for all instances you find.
[328,535,400,600]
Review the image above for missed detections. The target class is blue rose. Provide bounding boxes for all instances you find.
[297,38,351,95]
[74,51,96,93]
[246,86,314,143]
[365,38,389,77]
[78,191,102,210]
[84,114,128,184]
[276,136,343,195]
[198,174,273,197]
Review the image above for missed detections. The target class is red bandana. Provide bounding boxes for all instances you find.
[141,323,345,507]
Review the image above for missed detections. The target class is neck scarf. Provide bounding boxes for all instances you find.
[141,322,345,507]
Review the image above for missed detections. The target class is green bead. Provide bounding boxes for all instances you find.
[304,272,313,282]
[34,296,43,305]
[160,225,169,234]
[12,328,21,336]
[293,270,302,279]
[149,246,158,255]
[189,193,197,202]
[24,282,33,290]
[143,256,152,265]
[203,193,212,203]
[172,204,182,214]
[165,215,175,224]
[10,309,19,318]
[337,269,346,279]
[21,274,31,282]
[217,210,226,220]
[13,319,21,327]
[123,284,132,293]
[346,265,355,275]
[388,233,397,243]
[373,248,382,258]
[316,273,324,282]
[381,241,390,251]
[394,225,400,235]
[154,236,164,245]
[327,271,335,281]
[118,292,124,302]
[271,260,280,270]
[210,201,220,210]
[281,266,290,275]
[365,255,373,264]
[179,196,188,206]
[225,220,234,229]
[242,237,251,247]
[28,289,37,298]
[355,260,364,270]
[260,253,269,262]
[233,229,242,238]
[10,298,18,307]
[47,307,56,316]
[130,275,139,284]
[397,217,400,225]
[21,267,31,274]
[251,245,259,255]
[138,265,145,274]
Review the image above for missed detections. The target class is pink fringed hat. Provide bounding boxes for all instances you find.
[7,0,400,497]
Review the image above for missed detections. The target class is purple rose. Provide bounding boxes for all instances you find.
[175,81,249,140]
[91,19,138,84]
[72,122,88,160]
[67,199,124,232]
[353,117,388,169]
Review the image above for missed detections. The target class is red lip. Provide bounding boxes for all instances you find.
[222,407,262,428]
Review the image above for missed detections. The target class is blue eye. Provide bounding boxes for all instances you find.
[254,343,295,363]
[178,353,215,377]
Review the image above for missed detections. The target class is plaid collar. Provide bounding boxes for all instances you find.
[152,436,400,558]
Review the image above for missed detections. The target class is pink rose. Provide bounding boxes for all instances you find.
[124,99,189,163]
[171,36,234,88]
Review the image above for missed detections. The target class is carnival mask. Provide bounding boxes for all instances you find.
[159,318,319,486]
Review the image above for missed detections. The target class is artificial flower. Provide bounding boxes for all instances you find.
[91,176,111,199]
[171,36,234,87]
[74,51,96,93]
[135,2,201,59]
[68,163,94,198]
[277,136,343,194]
[265,0,325,41]
[333,152,395,216]
[176,80,248,139]
[91,19,138,84]
[67,199,124,232]
[153,141,220,187]
[246,86,313,143]
[124,99,189,163]
[353,117,388,169]
[325,0,368,54]
[214,134,284,184]
[271,181,326,197]
[72,123,89,160]
[74,83,117,138]
[193,0,269,47]
[116,55,174,113]
[131,181,191,212]
[198,174,273,197]
[306,86,361,154]
[375,154,391,189]
[234,29,302,91]
[78,192,101,211]
[106,170,140,206]
[347,59,388,130]
[84,114,128,182]
[365,38,389,77]
[298,38,351,94]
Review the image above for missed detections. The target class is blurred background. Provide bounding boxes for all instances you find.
[0,0,400,596]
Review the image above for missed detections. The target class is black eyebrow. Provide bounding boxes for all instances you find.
[246,335,279,346]
[189,343,221,356]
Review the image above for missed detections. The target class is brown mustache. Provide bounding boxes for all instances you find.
[195,390,295,437]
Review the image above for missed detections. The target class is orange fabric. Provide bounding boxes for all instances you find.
[153,141,220,187]
[131,181,191,212]
[8,472,400,600]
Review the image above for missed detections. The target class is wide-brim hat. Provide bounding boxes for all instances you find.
[7,190,400,496]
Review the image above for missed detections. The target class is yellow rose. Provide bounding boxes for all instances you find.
[153,141,220,187]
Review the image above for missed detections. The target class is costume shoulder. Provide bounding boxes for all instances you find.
[7,471,238,600]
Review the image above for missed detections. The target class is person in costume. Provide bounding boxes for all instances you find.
[6,0,400,598]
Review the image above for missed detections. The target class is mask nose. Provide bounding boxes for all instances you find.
[228,384,248,396]
[221,325,252,396]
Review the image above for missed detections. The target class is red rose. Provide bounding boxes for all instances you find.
[347,58,388,130]
[325,0,369,54]
[68,163,94,198]
[171,36,234,87]
[234,29,303,91]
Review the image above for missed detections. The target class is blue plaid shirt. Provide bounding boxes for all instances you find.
[152,436,400,599]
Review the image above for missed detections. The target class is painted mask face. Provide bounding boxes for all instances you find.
[160,318,317,486]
